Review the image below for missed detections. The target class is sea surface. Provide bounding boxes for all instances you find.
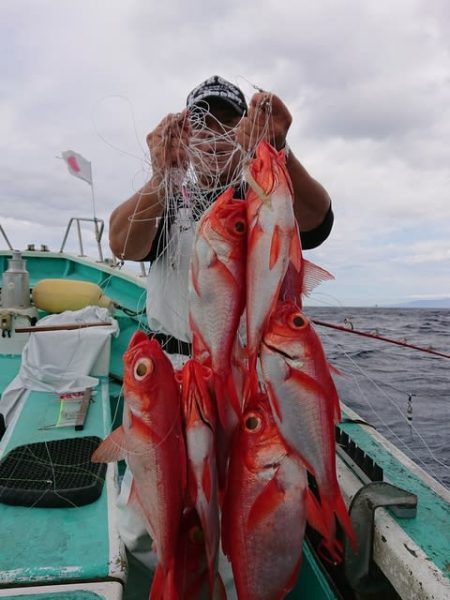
[304,306,450,489]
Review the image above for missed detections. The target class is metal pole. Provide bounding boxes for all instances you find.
[76,219,85,256]
[90,179,104,262]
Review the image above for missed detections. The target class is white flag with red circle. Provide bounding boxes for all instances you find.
[61,150,92,185]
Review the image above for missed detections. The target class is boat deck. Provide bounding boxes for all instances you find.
[0,376,125,588]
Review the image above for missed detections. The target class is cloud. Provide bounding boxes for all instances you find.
[1,0,449,306]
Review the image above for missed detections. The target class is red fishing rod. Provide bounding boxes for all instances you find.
[312,319,450,360]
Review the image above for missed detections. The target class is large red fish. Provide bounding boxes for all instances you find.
[222,392,307,599]
[260,301,355,553]
[92,331,186,595]
[188,186,247,425]
[244,140,301,374]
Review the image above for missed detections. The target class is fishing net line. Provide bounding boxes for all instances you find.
[121,94,275,263]
[306,301,450,489]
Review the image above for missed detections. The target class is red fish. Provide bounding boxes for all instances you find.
[260,302,355,553]
[222,392,307,599]
[188,186,247,425]
[151,509,226,600]
[91,331,186,594]
[179,359,220,593]
[244,140,301,374]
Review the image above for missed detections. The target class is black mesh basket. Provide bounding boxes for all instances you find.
[0,436,107,508]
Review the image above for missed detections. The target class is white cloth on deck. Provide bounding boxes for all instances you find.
[0,306,119,425]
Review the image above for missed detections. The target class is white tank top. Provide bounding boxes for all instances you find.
[146,207,195,343]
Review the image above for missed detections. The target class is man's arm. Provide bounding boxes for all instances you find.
[285,149,331,233]
[237,92,332,239]
[109,176,165,261]
[109,112,190,261]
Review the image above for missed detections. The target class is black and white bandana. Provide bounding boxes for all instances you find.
[186,75,248,116]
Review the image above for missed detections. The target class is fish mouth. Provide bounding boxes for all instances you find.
[262,340,295,360]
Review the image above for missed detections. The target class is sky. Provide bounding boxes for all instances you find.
[1,0,449,307]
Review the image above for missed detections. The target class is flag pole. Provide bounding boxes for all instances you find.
[60,150,104,262]
[89,175,104,262]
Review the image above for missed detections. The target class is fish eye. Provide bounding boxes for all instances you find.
[234,219,246,233]
[291,314,306,328]
[189,525,204,545]
[134,357,153,380]
[244,413,261,431]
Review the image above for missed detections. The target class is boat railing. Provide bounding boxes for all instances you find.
[60,217,105,262]
[0,224,14,251]
[59,217,148,276]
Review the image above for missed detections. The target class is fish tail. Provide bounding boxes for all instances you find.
[315,490,356,563]
[149,564,164,599]
[149,561,179,600]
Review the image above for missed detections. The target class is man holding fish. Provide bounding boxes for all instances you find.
[109,75,333,348]
[106,76,339,597]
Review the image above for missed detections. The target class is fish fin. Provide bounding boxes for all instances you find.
[334,491,357,552]
[305,488,328,538]
[149,564,164,600]
[289,228,302,272]
[302,259,334,296]
[287,367,329,400]
[128,479,141,511]
[91,427,127,463]
[247,219,265,252]
[149,561,179,600]
[247,477,285,531]
[129,330,149,348]
[329,363,342,377]
[306,490,344,564]
[269,225,282,270]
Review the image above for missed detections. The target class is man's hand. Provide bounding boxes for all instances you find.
[236,92,292,155]
[146,111,191,177]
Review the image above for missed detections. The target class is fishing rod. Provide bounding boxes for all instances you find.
[312,319,450,360]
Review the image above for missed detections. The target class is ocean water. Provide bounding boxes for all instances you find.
[304,306,450,489]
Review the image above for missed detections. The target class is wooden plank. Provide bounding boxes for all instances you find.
[15,322,112,333]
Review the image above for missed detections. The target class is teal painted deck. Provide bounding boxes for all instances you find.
[0,379,115,586]
[339,417,450,580]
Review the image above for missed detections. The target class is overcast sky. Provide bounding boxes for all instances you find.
[1,0,449,306]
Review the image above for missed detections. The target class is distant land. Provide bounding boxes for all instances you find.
[385,298,450,309]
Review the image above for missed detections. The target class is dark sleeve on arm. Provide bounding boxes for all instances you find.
[300,204,334,250]
[144,216,165,262]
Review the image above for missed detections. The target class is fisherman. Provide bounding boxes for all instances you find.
[108,75,334,591]
[109,75,333,351]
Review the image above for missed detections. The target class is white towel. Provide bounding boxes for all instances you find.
[0,306,119,425]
